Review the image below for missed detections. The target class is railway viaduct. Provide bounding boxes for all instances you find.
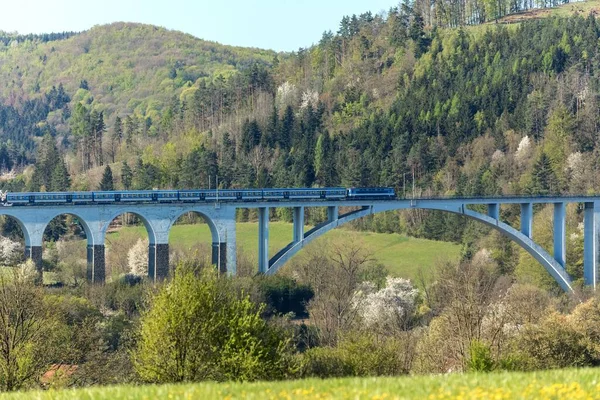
[2,194,600,292]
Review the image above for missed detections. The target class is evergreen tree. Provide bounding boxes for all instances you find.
[100,165,114,191]
[121,161,133,190]
[50,160,70,191]
[529,152,559,195]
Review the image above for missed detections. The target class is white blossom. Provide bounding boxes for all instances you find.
[0,235,22,267]
[300,89,319,110]
[15,259,37,284]
[356,277,418,330]
[128,238,148,277]
[515,135,532,165]
[275,81,298,110]
[566,151,585,182]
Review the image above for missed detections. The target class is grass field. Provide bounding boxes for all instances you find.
[3,368,600,399]
[109,222,461,280]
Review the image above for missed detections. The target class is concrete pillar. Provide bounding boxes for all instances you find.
[327,206,338,222]
[553,202,566,268]
[293,206,304,243]
[212,242,227,274]
[148,243,169,282]
[584,202,599,288]
[24,245,43,275]
[520,203,533,238]
[258,207,269,273]
[86,244,105,283]
[487,203,499,220]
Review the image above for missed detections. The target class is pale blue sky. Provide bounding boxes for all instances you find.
[0,0,397,51]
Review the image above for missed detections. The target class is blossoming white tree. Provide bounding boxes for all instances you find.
[0,236,22,267]
[515,135,532,166]
[356,277,419,331]
[275,81,298,110]
[128,238,148,277]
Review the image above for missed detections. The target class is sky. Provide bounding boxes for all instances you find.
[0,0,397,51]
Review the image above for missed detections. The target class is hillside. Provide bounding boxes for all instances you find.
[0,22,275,117]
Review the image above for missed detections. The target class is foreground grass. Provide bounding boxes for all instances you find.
[3,368,600,399]
[110,222,461,280]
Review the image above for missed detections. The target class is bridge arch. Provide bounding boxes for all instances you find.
[102,210,156,245]
[0,213,29,248]
[265,204,573,293]
[168,209,223,270]
[43,211,94,244]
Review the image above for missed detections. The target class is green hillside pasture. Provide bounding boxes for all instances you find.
[107,222,461,280]
[4,368,600,399]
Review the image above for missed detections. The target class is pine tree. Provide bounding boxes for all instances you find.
[121,161,133,190]
[100,165,114,191]
[50,160,70,191]
[529,152,559,195]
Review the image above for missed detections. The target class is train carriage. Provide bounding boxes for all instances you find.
[119,191,154,202]
[347,187,395,199]
[2,187,397,206]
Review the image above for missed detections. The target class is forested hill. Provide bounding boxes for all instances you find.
[0,22,276,172]
[3,2,600,213]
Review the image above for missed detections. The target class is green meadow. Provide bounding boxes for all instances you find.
[3,368,599,399]
[108,222,461,280]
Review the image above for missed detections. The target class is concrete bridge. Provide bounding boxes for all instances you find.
[3,193,600,292]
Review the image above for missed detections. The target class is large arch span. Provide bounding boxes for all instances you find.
[265,202,574,293]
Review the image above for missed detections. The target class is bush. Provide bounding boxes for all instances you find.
[133,266,298,383]
[301,331,417,378]
[467,340,494,372]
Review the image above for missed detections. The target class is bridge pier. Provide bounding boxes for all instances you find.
[293,207,304,243]
[86,244,105,283]
[212,242,227,273]
[148,243,169,282]
[487,203,499,220]
[553,203,566,268]
[327,206,338,222]
[24,245,43,276]
[520,203,533,238]
[584,202,600,288]
[258,207,269,273]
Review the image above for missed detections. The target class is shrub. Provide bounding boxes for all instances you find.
[467,340,495,372]
[133,266,297,383]
[301,331,417,378]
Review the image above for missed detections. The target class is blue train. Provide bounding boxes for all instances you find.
[2,187,395,205]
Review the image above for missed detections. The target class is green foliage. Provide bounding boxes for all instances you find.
[467,340,495,372]
[133,267,297,383]
[301,331,415,378]
[100,165,114,191]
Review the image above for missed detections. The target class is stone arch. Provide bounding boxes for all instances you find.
[40,212,93,282]
[102,210,157,281]
[44,211,94,244]
[102,210,156,245]
[0,214,28,265]
[0,213,29,244]
[266,204,574,293]
[169,209,224,271]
